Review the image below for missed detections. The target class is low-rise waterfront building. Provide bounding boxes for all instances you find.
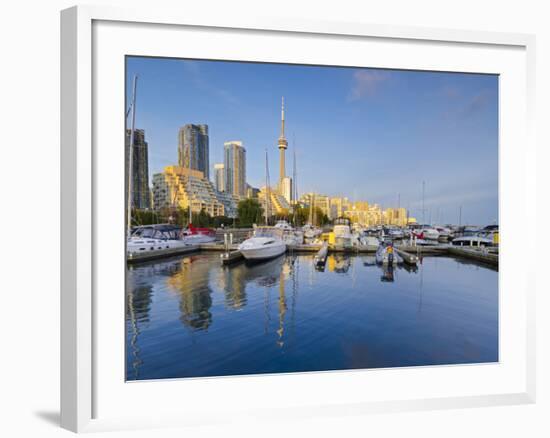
[300,193,331,218]
[152,165,237,218]
[258,187,291,217]
[329,197,351,219]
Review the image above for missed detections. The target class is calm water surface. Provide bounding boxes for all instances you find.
[126,253,498,380]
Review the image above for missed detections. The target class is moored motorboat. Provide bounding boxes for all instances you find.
[412,226,440,241]
[274,220,303,246]
[451,235,492,247]
[333,217,354,248]
[359,235,380,247]
[181,225,217,245]
[302,223,322,239]
[127,224,190,256]
[435,226,452,241]
[238,226,287,261]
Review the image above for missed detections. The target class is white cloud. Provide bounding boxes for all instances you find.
[348,70,388,101]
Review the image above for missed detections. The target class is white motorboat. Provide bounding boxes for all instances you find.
[274,220,303,245]
[180,225,216,245]
[127,225,190,256]
[127,237,189,255]
[451,234,493,247]
[333,217,354,248]
[435,226,453,241]
[452,225,497,247]
[413,226,440,241]
[274,220,293,231]
[358,235,380,247]
[387,228,405,239]
[238,227,287,261]
[302,223,322,239]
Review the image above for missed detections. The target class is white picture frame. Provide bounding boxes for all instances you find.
[60,4,536,433]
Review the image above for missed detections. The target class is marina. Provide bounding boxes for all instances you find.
[123,57,500,380]
[126,251,498,381]
[127,226,499,268]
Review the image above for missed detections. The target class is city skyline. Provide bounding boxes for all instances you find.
[126,56,498,225]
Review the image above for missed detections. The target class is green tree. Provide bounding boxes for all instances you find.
[132,208,157,226]
[212,215,234,228]
[237,198,264,227]
[199,209,211,227]
[291,206,309,227]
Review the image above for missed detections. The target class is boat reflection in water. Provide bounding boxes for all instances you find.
[126,251,498,380]
[380,265,395,282]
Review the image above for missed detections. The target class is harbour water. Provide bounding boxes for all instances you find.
[126,252,498,381]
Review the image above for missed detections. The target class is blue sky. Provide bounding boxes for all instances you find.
[126,57,498,225]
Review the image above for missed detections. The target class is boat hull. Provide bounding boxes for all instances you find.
[239,243,287,261]
[182,234,216,245]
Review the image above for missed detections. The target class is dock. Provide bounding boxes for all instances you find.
[200,242,238,251]
[127,245,199,264]
[399,245,449,255]
[220,250,244,265]
[448,247,499,267]
[127,239,498,268]
[314,243,329,267]
[395,248,419,266]
[288,243,323,252]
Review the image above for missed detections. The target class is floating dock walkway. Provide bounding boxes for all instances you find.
[395,248,419,266]
[448,246,499,267]
[126,241,497,268]
[314,243,329,267]
[220,250,244,265]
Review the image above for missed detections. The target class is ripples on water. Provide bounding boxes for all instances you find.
[126,253,498,381]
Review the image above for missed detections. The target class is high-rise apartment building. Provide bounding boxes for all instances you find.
[178,124,209,179]
[224,141,246,198]
[214,163,225,192]
[280,176,293,204]
[126,128,151,210]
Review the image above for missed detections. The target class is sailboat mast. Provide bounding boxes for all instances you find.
[292,135,298,225]
[188,139,192,226]
[127,75,138,237]
[265,149,271,225]
[422,180,425,225]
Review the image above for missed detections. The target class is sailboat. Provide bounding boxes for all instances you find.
[238,150,286,261]
[302,194,322,239]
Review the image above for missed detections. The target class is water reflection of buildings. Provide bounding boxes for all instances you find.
[126,272,155,380]
[218,263,247,310]
[166,256,214,331]
[127,261,182,379]
[327,254,351,273]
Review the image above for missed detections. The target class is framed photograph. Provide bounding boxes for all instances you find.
[61,5,536,433]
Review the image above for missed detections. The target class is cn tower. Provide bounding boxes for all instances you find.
[278,96,288,184]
